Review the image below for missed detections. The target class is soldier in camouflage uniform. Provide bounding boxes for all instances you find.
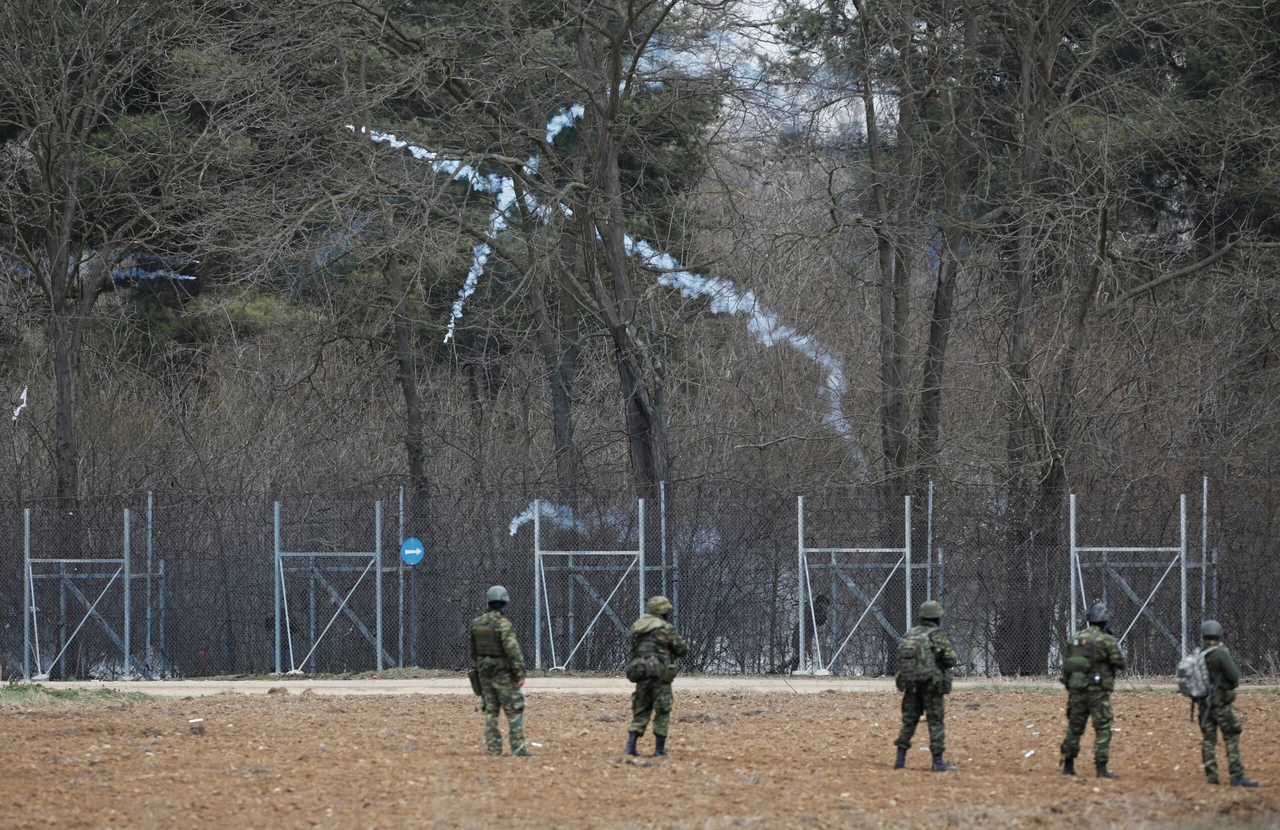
[893,600,959,772]
[626,596,689,757]
[468,585,533,757]
[1196,620,1258,787]
[1058,603,1126,778]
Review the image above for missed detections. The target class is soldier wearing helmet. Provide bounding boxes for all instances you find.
[1193,620,1258,787]
[1058,602,1127,778]
[625,595,689,757]
[468,585,533,756]
[893,600,960,771]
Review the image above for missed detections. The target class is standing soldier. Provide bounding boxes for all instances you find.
[1195,620,1259,787]
[467,585,533,757]
[893,600,959,772]
[625,595,689,757]
[1058,603,1126,778]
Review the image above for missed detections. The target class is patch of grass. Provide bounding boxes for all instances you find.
[0,683,153,709]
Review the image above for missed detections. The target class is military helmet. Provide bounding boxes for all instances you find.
[486,585,510,604]
[646,595,673,616]
[918,600,944,619]
[1201,619,1223,639]
[1085,603,1109,623]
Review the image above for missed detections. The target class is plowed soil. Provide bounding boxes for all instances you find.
[2,689,1277,828]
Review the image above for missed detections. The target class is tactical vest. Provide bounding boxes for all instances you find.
[1065,628,1114,689]
[470,616,506,659]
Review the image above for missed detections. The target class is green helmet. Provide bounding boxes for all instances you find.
[1201,619,1223,639]
[646,595,673,616]
[486,585,510,604]
[1086,603,1109,623]
[919,600,944,619]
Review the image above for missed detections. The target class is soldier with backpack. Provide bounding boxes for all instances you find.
[893,600,959,771]
[467,585,533,757]
[1058,603,1126,778]
[1178,620,1259,787]
[625,595,689,757]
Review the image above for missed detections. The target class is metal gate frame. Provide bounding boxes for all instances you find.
[530,498,646,671]
[1069,487,1209,657]
[273,500,393,674]
[22,506,162,681]
[796,493,928,675]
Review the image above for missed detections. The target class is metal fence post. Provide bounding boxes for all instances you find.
[660,482,668,598]
[638,498,646,614]
[1069,494,1077,635]
[273,501,281,675]
[667,482,680,628]
[375,500,383,672]
[146,491,153,677]
[904,495,912,632]
[797,496,805,674]
[23,508,30,681]
[123,508,131,678]
[926,481,933,602]
[1201,475,1208,623]
[1180,493,1188,656]
[534,499,542,670]
[398,488,404,668]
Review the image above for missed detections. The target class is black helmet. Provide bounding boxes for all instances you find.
[1201,620,1223,639]
[1085,603,1109,624]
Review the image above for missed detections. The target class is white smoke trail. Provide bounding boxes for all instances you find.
[11,386,27,423]
[508,501,584,536]
[354,105,859,458]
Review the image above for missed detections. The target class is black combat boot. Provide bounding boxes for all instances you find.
[1230,778,1260,787]
[931,753,957,772]
[654,735,669,757]
[1096,761,1119,779]
[625,731,640,756]
[1061,757,1076,776]
[893,747,907,769]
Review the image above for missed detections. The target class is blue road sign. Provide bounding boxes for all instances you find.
[400,537,425,566]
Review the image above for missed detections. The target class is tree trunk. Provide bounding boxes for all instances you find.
[52,319,78,509]
[386,246,427,497]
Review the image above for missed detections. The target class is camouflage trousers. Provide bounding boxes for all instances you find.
[895,684,946,754]
[1197,698,1245,784]
[1059,689,1113,763]
[629,681,674,737]
[479,672,526,756]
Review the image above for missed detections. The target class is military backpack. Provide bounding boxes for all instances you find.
[625,636,665,683]
[897,626,938,685]
[1176,645,1220,699]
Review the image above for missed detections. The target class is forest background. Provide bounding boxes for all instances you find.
[3,0,1280,676]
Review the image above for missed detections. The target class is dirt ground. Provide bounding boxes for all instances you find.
[2,687,1277,829]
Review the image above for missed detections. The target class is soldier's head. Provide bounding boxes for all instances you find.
[918,600,944,625]
[646,595,673,620]
[1201,619,1223,641]
[1085,603,1109,627]
[486,585,510,611]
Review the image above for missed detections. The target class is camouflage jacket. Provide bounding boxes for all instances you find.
[467,610,526,680]
[630,614,690,663]
[921,622,959,686]
[1065,625,1126,691]
[1202,639,1241,703]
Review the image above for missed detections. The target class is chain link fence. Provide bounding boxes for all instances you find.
[4,478,1278,680]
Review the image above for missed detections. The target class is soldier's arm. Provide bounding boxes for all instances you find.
[668,628,690,659]
[1108,638,1127,672]
[933,631,958,669]
[1216,648,1241,689]
[467,625,477,659]
[498,617,527,679]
